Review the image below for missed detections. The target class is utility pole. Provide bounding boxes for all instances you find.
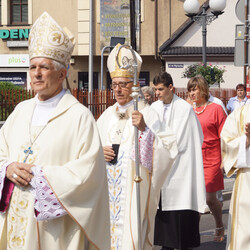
[130,0,136,50]
[244,0,249,87]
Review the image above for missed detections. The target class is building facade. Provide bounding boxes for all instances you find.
[0,0,192,90]
[160,0,244,90]
[0,0,241,90]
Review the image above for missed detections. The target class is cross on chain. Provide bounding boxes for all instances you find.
[116,129,122,136]
[23,146,33,163]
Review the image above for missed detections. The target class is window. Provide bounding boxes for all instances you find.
[78,72,99,90]
[10,0,28,25]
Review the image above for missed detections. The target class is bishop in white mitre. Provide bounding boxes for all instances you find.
[97,44,178,250]
[0,12,110,250]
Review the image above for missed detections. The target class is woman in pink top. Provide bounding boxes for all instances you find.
[187,75,227,242]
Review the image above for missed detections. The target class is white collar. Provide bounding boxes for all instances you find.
[117,100,134,112]
[35,89,66,109]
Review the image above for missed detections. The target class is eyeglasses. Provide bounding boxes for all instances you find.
[111,81,133,89]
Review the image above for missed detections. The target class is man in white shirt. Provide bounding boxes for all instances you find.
[226,84,250,114]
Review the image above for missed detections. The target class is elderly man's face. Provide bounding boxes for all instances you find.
[111,77,134,106]
[29,58,66,101]
[237,87,246,99]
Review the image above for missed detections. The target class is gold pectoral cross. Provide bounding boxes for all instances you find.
[23,146,33,163]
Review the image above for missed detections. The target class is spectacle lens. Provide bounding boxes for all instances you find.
[111,81,133,89]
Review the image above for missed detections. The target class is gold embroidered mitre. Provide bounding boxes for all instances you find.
[107,43,142,79]
[28,12,75,67]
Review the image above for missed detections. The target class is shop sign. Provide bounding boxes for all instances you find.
[0,72,27,87]
[0,54,29,67]
[0,29,30,39]
[168,64,184,68]
[7,41,29,47]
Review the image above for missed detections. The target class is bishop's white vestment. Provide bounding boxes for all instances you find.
[97,100,178,250]
[0,90,110,250]
[221,104,250,250]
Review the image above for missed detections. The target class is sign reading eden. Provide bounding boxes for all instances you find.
[0,29,30,39]
[0,54,29,67]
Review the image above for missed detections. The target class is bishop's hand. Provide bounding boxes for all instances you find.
[132,110,146,131]
[6,162,34,187]
[103,146,116,162]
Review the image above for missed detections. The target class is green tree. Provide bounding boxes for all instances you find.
[0,82,33,121]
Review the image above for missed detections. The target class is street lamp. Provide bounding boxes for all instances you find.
[183,0,226,67]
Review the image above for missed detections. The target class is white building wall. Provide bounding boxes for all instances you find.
[78,0,90,55]
[166,61,243,89]
[166,0,244,89]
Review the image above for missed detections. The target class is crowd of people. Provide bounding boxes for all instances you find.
[0,11,249,250]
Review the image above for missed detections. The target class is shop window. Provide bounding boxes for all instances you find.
[0,72,27,88]
[78,72,99,90]
[139,71,150,87]
[10,0,28,25]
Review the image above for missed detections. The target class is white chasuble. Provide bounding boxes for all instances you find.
[0,90,110,250]
[151,96,206,213]
[97,101,177,250]
[221,104,250,250]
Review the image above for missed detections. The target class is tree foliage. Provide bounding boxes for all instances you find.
[0,82,33,121]
[182,63,226,86]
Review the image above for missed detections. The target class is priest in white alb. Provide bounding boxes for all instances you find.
[0,12,110,250]
[221,101,250,250]
[97,44,178,250]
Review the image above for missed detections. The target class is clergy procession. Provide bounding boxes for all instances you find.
[0,10,250,250]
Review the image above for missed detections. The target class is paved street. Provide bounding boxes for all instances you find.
[154,174,235,250]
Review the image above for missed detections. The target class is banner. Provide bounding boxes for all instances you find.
[0,72,27,87]
[0,54,29,67]
[100,0,130,49]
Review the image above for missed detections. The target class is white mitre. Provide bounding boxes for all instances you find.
[28,12,75,67]
[107,43,142,79]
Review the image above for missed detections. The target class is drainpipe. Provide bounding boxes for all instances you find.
[88,0,93,93]
[244,0,249,87]
[130,0,136,50]
[154,0,158,61]
[169,0,172,37]
[155,0,165,70]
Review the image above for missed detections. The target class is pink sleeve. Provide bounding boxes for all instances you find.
[131,127,155,172]
[0,162,15,213]
[30,166,67,221]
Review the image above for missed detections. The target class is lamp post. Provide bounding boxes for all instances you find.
[183,0,226,67]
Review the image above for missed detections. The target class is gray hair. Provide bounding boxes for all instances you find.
[141,86,154,98]
[52,60,66,71]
